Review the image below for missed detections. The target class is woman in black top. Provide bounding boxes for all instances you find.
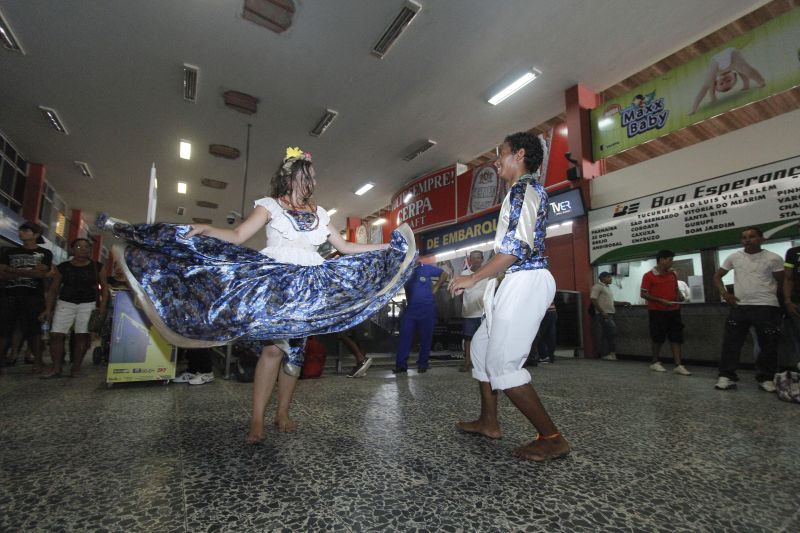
[40,238,108,378]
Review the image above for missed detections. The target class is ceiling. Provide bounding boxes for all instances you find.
[0,0,770,248]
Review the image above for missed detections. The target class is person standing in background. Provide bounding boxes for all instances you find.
[536,299,558,364]
[0,222,53,376]
[640,250,691,376]
[590,271,622,361]
[713,227,783,391]
[394,261,448,374]
[460,250,488,372]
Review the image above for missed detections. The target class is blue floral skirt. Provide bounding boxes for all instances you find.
[103,218,417,349]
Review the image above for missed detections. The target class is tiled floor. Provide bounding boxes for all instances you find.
[1,357,798,532]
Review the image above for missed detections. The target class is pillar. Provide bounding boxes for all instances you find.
[565,85,606,357]
[23,163,46,224]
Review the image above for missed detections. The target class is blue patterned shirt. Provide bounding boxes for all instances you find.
[494,175,548,273]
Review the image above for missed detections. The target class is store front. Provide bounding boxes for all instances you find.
[588,155,800,363]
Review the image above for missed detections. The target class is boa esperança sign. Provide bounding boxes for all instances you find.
[588,155,800,264]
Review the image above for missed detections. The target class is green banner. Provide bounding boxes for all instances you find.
[591,8,800,160]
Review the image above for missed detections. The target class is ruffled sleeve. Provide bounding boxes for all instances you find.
[256,197,296,241]
[254,197,279,217]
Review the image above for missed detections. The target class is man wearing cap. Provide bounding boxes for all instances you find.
[0,222,53,374]
[590,271,623,361]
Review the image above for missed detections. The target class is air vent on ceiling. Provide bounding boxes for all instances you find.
[201,178,228,189]
[38,106,68,134]
[192,217,212,224]
[403,139,436,161]
[223,90,259,114]
[0,9,24,54]
[183,64,199,102]
[176,206,185,216]
[242,0,295,34]
[310,109,338,137]
[209,144,240,159]
[74,161,92,178]
[371,0,421,59]
[196,200,219,209]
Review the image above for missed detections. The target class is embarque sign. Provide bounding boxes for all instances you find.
[588,155,800,264]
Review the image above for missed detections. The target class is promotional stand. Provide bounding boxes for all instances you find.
[106,291,176,386]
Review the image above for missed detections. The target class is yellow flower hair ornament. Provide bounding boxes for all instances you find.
[285,146,304,160]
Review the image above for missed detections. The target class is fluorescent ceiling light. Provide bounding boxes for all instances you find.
[38,106,68,134]
[326,208,337,216]
[403,192,413,203]
[74,161,92,178]
[354,182,374,196]
[0,9,24,53]
[177,182,187,194]
[371,218,387,226]
[179,141,191,160]
[488,69,540,105]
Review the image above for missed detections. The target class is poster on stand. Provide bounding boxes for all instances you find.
[106,291,176,383]
[588,155,800,264]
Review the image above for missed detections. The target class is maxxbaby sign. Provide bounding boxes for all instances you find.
[590,8,800,160]
[588,155,800,264]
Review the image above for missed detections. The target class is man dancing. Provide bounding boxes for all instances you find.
[449,132,569,462]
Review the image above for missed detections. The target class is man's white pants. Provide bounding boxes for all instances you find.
[471,269,555,390]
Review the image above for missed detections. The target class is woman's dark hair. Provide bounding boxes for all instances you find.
[504,132,544,173]
[269,158,316,209]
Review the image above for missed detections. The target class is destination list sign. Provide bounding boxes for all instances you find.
[588,155,800,264]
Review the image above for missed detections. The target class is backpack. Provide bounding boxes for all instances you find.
[232,341,261,383]
[300,336,326,379]
[775,371,800,404]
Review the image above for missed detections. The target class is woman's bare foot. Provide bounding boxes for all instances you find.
[455,420,502,439]
[274,415,297,433]
[512,435,571,461]
[245,419,266,444]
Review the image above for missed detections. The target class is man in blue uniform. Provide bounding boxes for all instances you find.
[394,261,448,374]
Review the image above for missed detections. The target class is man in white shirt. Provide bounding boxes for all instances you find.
[712,227,784,392]
[460,250,488,372]
[590,272,621,360]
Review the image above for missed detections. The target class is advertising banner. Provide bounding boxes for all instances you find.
[591,9,800,160]
[390,124,572,236]
[421,209,498,255]
[422,186,586,256]
[390,165,458,232]
[106,291,176,383]
[588,155,800,264]
[548,188,586,225]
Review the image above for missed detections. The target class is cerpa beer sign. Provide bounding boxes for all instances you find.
[390,165,457,231]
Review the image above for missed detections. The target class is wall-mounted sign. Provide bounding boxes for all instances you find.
[588,155,800,264]
[422,185,586,256]
[590,9,800,160]
[548,188,585,225]
[389,124,571,235]
[421,209,498,255]
[390,165,458,232]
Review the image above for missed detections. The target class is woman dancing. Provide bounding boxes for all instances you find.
[103,147,416,443]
